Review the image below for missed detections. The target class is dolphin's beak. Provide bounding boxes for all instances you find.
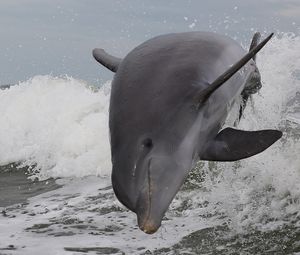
[133,156,189,234]
[135,176,162,234]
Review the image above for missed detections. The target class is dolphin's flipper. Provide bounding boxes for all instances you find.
[201,127,282,162]
[92,48,122,72]
[249,32,261,62]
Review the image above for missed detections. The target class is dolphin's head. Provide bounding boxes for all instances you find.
[111,131,198,234]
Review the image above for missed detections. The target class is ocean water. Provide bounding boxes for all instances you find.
[0,34,299,254]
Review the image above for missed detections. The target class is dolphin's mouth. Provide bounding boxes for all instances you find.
[136,158,163,234]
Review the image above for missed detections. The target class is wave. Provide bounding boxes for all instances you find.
[0,75,111,179]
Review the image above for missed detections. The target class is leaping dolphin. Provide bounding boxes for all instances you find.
[93,31,282,234]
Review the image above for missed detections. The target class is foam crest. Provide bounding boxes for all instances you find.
[0,76,111,179]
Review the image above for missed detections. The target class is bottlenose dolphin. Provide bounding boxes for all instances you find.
[93,31,282,234]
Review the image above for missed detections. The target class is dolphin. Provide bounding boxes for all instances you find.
[93,31,282,234]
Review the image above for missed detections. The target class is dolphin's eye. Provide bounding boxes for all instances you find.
[142,138,153,149]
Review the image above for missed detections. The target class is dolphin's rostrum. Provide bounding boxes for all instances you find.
[93,31,282,234]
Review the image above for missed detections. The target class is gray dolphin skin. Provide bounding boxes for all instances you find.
[93,31,282,234]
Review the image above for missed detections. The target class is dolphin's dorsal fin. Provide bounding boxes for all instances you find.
[249,32,261,62]
[93,48,122,73]
[194,33,273,107]
[200,127,282,161]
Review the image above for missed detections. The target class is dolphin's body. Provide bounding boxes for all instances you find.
[93,31,282,234]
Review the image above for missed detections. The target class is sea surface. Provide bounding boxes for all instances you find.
[0,33,299,254]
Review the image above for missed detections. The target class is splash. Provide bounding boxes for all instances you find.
[191,33,300,233]
[0,75,111,179]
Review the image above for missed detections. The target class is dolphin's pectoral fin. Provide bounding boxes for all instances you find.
[92,48,122,72]
[201,127,282,162]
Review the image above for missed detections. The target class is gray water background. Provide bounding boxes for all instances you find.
[0,0,299,86]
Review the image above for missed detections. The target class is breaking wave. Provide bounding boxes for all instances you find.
[0,76,111,179]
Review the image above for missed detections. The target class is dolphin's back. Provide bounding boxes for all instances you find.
[109,32,248,148]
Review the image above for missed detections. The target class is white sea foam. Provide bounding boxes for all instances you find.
[0,76,111,179]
